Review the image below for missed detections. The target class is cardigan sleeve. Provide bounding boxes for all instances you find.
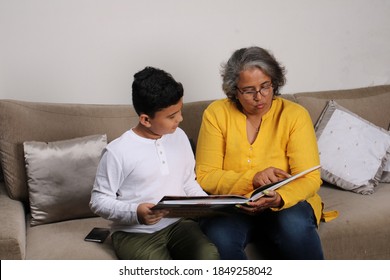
[275,107,322,210]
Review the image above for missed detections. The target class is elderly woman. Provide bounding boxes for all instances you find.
[195,46,324,259]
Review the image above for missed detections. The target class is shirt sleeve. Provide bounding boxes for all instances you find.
[89,149,140,225]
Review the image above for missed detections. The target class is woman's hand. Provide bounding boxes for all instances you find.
[252,167,291,188]
[137,203,169,225]
[237,190,284,215]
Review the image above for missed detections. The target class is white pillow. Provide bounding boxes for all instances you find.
[381,128,390,183]
[315,100,390,194]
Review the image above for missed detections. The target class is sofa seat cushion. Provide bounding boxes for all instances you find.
[318,182,390,259]
[25,217,117,260]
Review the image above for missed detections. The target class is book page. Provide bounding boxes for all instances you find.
[249,165,321,201]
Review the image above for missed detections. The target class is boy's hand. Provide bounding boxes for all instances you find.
[137,203,169,225]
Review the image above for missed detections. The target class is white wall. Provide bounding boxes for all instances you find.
[0,0,389,104]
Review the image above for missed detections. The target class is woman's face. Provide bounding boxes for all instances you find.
[235,67,274,116]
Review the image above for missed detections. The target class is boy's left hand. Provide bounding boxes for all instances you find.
[137,203,169,225]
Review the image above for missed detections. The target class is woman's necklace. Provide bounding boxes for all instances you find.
[246,117,262,144]
[247,118,262,133]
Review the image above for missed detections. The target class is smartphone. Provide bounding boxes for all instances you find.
[84,227,110,243]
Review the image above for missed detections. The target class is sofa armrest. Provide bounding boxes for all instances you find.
[0,182,26,259]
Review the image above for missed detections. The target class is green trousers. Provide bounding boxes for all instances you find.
[111,219,220,260]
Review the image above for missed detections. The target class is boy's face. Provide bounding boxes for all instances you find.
[146,98,184,137]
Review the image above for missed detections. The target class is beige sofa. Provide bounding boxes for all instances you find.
[1,85,389,260]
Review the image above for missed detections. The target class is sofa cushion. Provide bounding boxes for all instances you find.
[319,182,390,259]
[25,216,116,259]
[0,182,26,260]
[294,87,390,129]
[180,100,214,148]
[315,100,390,194]
[0,100,138,204]
[24,134,107,226]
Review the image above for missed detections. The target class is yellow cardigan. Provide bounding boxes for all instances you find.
[195,97,324,224]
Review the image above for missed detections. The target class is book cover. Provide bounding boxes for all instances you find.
[152,165,321,217]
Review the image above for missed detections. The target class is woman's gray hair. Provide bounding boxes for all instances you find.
[221,46,286,103]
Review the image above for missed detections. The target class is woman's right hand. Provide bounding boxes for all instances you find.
[137,203,169,225]
[252,167,291,188]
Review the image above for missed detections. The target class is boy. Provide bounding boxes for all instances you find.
[90,67,219,260]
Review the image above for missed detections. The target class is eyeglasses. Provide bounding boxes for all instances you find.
[236,82,273,98]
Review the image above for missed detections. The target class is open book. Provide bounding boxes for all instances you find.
[152,165,321,217]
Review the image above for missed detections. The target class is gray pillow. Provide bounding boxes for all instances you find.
[24,134,107,226]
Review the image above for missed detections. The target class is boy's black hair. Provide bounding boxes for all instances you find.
[132,67,184,117]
